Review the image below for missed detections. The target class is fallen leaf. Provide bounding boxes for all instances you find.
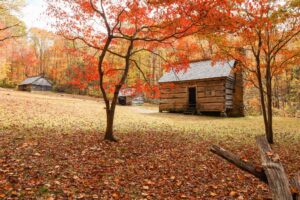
[143,185,150,190]
[210,192,217,197]
[34,153,41,156]
[229,191,238,197]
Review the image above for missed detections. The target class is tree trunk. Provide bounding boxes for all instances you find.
[266,61,274,144]
[256,64,270,142]
[102,40,134,142]
[104,85,121,142]
[266,94,274,144]
[104,108,117,142]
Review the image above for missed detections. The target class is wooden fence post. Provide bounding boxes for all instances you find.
[256,136,292,200]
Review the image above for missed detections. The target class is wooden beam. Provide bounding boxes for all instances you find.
[210,145,268,183]
[256,136,293,200]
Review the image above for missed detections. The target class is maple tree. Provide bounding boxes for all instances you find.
[211,0,300,143]
[46,0,233,141]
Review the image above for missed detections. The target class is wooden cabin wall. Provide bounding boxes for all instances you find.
[159,83,188,112]
[197,79,226,112]
[225,77,235,110]
[159,78,227,113]
[227,71,244,117]
[31,85,52,92]
[18,85,31,92]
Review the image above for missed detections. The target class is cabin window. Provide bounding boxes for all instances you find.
[205,89,215,96]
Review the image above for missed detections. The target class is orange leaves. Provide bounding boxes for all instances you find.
[79,1,93,13]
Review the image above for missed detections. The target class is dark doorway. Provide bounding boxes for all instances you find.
[188,87,197,108]
[118,96,127,105]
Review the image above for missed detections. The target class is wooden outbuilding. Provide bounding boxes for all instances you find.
[118,88,136,105]
[18,76,53,92]
[118,88,144,106]
[158,60,244,117]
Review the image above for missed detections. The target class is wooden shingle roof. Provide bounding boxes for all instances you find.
[19,76,52,87]
[158,60,236,83]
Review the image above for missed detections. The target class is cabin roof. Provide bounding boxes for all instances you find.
[158,60,236,83]
[119,88,135,97]
[19,76,52,87]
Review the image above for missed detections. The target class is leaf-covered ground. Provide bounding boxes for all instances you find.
[0,88,300,199]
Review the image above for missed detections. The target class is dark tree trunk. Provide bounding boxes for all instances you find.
[104,108,117,142]
[254,34,274,144]
[102,40,134,142]
[104,85,121,142]
[96,36,116,141]
[256,60,270,143]
[266,61,274,144]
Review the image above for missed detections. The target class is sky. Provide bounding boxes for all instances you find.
[21,0,48,29]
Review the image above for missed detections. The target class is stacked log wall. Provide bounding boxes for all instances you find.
[226,70,244,117]
[159,78,227,113]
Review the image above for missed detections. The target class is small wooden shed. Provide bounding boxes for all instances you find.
[18,76,52,92]
[118,88,135,105]
[158,60,244,117]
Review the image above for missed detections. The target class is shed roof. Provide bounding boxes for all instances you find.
[19,76,52,87]
[119,88,135,97]
[158,60,236,83]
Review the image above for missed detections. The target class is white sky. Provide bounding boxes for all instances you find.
[21,0,49,30]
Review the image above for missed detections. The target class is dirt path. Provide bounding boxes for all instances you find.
[131,106,159,114]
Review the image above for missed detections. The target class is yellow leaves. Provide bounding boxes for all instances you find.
[180,194,188,198]
[54,180,61,185]
[210,192,217,197]
[0,62,11,81]
[141,192,149,197]
[34,152,41,157]
[142,185,150,190]
[73,175,80,181]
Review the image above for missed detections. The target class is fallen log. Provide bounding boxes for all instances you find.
[210,135,300,200]
[210,145,267,183]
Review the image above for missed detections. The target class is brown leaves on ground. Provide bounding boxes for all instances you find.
[0,90,299,199]
[0,131,271,199]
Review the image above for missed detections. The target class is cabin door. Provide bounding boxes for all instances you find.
[188,87,197,108]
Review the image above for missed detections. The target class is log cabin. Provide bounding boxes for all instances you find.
[158,60,244,117]
[18,76,53,92]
